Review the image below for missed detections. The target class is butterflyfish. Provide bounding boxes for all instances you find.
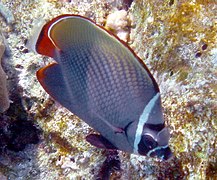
[32,14,172,160]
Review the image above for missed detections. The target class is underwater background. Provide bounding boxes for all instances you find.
[0,0,216,179]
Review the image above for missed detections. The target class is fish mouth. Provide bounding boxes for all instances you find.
[149,146,173,161]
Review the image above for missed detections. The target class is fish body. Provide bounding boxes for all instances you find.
[33,14,172,160]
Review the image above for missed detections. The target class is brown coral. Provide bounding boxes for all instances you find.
[0,34,9,113]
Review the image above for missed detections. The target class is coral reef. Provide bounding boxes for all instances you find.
[130,0,217,179]
[0,0,216,179]
[105,9,132,42]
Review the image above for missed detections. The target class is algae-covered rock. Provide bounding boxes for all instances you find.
[0,1,15,24]
[130,0,217,179]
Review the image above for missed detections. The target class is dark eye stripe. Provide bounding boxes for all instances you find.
[144,123,165,132]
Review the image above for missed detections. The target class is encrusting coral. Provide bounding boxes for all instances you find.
[105,9,132,42]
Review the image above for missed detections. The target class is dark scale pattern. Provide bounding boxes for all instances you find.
[87,46,129,126]
[56,24,158,133]
[59,43,90,107]
[87,38,156,127]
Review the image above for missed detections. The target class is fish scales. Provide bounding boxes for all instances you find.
[60,39,153,128]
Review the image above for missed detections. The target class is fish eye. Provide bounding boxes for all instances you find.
[142,134,158,150]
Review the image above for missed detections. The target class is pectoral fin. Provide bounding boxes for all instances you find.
[86,134,117,150]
